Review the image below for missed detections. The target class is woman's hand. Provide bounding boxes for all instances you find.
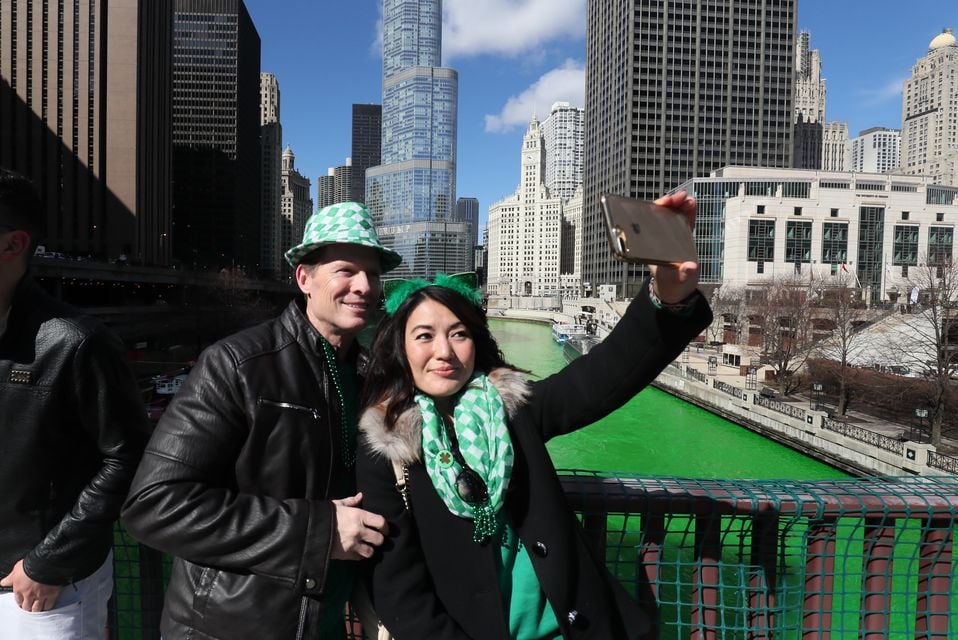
[649,191,700,303]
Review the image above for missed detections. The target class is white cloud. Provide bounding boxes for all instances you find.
[443,0,586,60]
[484,59,584,133]
[858,75,909,105]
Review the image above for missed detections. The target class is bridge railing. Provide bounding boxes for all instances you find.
[108,474,958,639]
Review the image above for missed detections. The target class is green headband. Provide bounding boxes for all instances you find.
[383,272,483,316]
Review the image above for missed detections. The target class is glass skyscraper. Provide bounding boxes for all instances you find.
[366,0,469,278]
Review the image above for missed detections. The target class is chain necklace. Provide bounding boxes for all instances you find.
[319,337,356,468]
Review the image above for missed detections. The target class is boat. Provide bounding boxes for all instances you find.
[551,322,588,344]
[563,336,600,363]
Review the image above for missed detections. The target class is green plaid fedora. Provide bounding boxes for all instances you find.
[284,201,402,272]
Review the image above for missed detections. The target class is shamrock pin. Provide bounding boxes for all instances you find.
[437,450,454,469]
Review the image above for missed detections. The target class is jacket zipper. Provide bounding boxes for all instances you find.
[258,399,320,420]
[294,596,308,640]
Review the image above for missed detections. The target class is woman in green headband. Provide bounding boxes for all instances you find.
[355,194,711,640]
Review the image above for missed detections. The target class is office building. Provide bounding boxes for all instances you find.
[455,196,479,269]
[280,145,312,280]
[583,0,797,297]
[351,104,381,204]
[676,166,958,303]
[171,0,260,271]
[560,186,583,299]
[793,31,825,169]
[822,121,850,172]
[540,101,584,201]
[487,118,564,298]
[850,127,901,174]
[317,158,353,209]
[901,28,958,186]
[0,0,173,263]
[260,72,282,277]
[366,0,469,278]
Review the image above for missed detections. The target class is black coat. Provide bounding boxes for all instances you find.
[357,285,712,639]
[122,299,363,640]
[0,275,148,585]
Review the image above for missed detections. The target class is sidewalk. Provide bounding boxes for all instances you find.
[677,344,958,457]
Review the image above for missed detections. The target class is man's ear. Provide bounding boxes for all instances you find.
[294,263,311,295]
[0,230,31,263]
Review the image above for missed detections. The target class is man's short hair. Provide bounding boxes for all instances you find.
[0,169,46,249]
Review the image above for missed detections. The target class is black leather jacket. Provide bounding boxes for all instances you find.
[122,299,363,640]
[0,275,148,585]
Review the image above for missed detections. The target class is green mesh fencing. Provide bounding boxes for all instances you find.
[108,474,958,639]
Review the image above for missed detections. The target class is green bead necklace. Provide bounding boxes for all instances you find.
[319,337,355,468]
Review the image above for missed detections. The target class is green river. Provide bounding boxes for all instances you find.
[490,318,849,480]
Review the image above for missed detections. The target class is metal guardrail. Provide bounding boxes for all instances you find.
[685,365,707,384]
[712,379,743,399]
[823,417,905,455]
[753,394,808,422]
[928,451,958,474]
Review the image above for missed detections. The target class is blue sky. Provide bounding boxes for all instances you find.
[244,0,956,229]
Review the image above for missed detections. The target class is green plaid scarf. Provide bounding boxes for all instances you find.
[417,374,514,544]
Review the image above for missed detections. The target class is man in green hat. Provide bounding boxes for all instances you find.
[123,202,402,639]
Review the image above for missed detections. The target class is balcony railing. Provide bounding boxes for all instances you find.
[109,474,958,639]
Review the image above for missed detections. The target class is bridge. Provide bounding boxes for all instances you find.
[109,474,958,639]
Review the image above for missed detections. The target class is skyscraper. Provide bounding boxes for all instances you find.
[540,101,584,201]
[583,0,796,296]
[280,145,312,280]
[901,28,958,186]
[351,104,381,204]
[455,196,479,270]
[850,127,901,174]
[316,158,353,209]
[172,0,260,271]
[260,72,282,277]
[821,121,850,171]
[793,31,825,170]
[487,118,563,298]
[366,0,469,278]
[0,0,173,264]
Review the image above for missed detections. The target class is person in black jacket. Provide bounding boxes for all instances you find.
[356,193,711,639]
[122,201,402,639]
[0,169,149,638]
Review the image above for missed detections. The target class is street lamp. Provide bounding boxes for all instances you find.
[913,406,930,443]
[811,381,824,411]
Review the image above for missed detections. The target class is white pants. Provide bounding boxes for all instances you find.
[0,552,113,640]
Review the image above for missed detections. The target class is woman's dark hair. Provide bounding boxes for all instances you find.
[360,285,515,430]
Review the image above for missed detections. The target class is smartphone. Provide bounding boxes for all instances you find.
[600,194,698,266]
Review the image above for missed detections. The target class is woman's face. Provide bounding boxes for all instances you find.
[404,298,476,401]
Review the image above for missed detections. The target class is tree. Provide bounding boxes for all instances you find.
[813,270,870,414]
[751,274,817,395]
[885,256,958,447]
[706,285,746,345]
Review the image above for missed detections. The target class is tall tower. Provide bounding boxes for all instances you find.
[793,30,826,169]
[487,118,563,298]
[280,145,312,279]
[350,104,381,204]
[583,0,796,296]
[455,196,479,269]
[260,72,282,277]
[366,0,469,278]
[0,0,173,264]
[540,101,584,201]
[171,0,261,271]
[901,28,958,185]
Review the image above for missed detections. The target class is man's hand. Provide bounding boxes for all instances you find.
[650,191,700,303]
[0,560,62,612]
[331,493,388,560]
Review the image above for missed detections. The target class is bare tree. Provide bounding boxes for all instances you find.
[750,274,817,395]
[707,285,746,345]
[886,256,958,447]
[813,270,870,414]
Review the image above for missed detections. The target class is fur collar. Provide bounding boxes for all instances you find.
[359,368,531,465]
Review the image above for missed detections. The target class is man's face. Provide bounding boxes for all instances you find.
[295,244,382,341]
